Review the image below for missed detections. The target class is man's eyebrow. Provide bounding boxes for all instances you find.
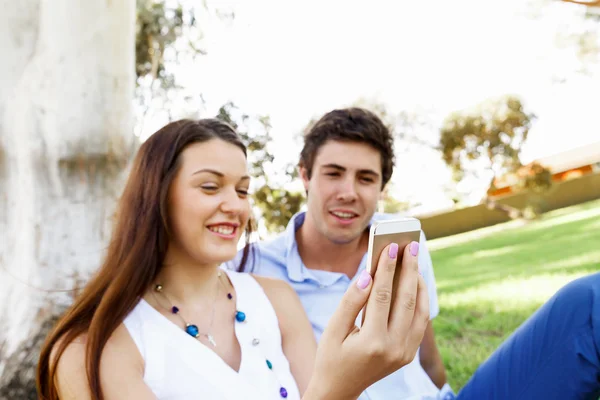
[321,163,380,177]
[321,163,346,171]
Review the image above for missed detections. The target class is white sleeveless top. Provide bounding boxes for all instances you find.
[123,270,301,400]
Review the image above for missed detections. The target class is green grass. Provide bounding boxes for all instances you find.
[429,198,600,390]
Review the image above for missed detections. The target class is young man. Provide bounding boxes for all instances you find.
[229,108,452,399]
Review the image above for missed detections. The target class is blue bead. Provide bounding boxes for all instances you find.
[227,293,233,300]
[266,359,272,369]
[235,311,246,322]
[171,306,179,314]
[185,324,199,337]
[280,387,288,398]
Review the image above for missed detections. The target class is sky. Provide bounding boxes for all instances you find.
[141,0,600,213]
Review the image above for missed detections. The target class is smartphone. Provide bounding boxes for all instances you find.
[361,217,421,324]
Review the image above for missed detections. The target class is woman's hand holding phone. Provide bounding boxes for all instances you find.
[303,241,430,400]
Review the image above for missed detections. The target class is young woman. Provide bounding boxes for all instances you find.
[36,118,430,400]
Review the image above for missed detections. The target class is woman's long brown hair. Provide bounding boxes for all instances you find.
[36,119,255,400]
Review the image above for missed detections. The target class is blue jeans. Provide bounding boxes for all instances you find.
[455,272,600,400]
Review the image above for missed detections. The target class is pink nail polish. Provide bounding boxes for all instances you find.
[357,270,371,289]
[388,243,399,259]
[410,241,419,256]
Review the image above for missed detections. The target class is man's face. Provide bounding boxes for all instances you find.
[301,140,383,244]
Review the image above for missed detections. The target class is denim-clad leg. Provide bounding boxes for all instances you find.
[456,272,600,400]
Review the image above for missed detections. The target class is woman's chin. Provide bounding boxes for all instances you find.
[190,238,242,266]
[201,247,239,266]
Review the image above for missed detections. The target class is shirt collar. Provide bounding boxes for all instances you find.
[282,211,313,282]
[282,211,389,283]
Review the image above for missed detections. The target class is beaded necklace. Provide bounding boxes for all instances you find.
[152,272,221,346]
[152,270,289,398]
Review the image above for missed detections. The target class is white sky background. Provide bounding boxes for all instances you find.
[140,0,600,213]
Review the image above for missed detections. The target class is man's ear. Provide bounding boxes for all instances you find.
[299,166,310,192]
[379,183,387,200]
[377,186,386,212]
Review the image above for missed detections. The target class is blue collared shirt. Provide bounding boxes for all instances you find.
[226,211,441,399]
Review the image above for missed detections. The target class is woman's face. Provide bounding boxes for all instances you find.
[166,138,251,267]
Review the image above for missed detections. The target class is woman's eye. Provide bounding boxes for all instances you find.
[200,185,218,191]
[237,189,249,196]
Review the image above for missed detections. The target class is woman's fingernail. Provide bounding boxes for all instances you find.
[388,243,399,259]
[410,241,419,257]
[357,270,372,289]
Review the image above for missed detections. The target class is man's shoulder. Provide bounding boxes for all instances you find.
[253,231,289,260]
[255,231,287,251]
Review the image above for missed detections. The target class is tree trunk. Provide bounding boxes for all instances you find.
[0,0,136,397]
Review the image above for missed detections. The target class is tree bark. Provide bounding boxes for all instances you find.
[0,0,136,397]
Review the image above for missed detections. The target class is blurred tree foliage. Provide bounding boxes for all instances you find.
[440,95,536,188]
[519,161,554,193]
[439,95,553,217]
[379,183,412,214]
[527,0,600,76]
[558,0,600,70]
[350,99,437,211]
[135,1,303,233]
[216,102,304,234]
[353,98,437,149]
[136,1,187,83]
[135,0,214,122]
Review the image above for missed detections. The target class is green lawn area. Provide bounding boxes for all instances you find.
[429,198,600,390]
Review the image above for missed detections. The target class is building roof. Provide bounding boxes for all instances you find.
[534,141,600,173]
[489,140,600,192]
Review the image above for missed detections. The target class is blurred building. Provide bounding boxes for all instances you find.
[415,142,600,239]
[488,141,600,199]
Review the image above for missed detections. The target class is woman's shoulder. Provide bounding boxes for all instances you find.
[250,275,299,305]
[225,270,295,297]
[250,275,306,330]
[53,324,144,398]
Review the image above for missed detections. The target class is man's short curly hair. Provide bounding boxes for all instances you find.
[299,107,395,188]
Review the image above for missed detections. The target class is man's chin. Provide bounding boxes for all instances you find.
[326,230,363,245]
